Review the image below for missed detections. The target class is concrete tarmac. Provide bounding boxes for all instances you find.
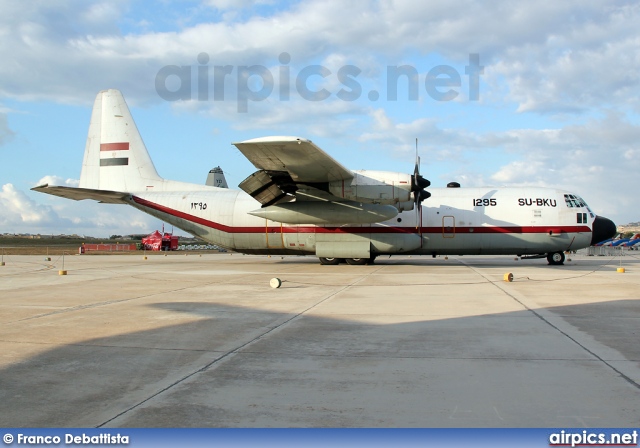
[0,252,638,427]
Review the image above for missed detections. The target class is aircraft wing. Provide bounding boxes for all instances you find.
[233,137,353,183]
[233,136,353,206]
[31,184,130,204]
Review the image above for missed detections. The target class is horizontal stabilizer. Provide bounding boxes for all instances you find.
[31,184,130,204]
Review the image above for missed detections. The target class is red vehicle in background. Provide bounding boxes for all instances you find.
[141,230,178,251]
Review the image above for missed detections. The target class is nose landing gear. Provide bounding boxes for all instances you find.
[547,252,565,265]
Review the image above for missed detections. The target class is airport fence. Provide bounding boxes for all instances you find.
[82,243,138,252]
[583,246,633,257]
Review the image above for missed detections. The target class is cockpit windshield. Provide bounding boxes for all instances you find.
[564,194,586,208]
[564,193,594,218]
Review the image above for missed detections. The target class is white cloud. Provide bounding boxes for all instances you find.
[357,111,640,223]
[172,89,366,137]
[1,0,638,115]
[492,35,640,113]
[0,183,62,226]
[491,160,546,184]
[0,183,161,237]
[624,149,639,160]
[483,114,640,221]
[370,108,393,131]
[35,176,79,188]
[358,109,515,156]
[0,112,15,146]
[203,0,274,10]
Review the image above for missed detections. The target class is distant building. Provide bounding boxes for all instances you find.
[618,224,640,233]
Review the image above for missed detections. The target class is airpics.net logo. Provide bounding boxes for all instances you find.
[549,430,638,447]
[155,53,484,112]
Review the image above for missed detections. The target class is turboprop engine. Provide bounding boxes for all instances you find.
[327,169,429,212]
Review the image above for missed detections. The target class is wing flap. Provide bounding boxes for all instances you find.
[31,184,130,204]
[238,171,295,206]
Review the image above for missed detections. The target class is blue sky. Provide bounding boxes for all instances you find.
[1,0,639,236]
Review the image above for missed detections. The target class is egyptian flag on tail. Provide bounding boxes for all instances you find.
[100,142,129,166]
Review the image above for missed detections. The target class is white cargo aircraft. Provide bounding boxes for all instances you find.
[34,89,616,265]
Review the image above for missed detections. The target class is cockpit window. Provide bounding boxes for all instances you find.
[564,194,586,208]
[564,193,595,217]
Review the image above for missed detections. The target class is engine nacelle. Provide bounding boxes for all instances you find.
[328,170,413,206]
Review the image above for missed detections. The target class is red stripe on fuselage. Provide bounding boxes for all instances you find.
[133,196,244,233]
[132,196,591,236]
[100,142,130,151]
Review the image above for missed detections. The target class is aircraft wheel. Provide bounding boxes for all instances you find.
[547,252,565,265]
[345,257,370,265]
[319,257,340,265]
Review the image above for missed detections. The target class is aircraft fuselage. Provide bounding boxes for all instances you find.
[128,185,594,257]
[33,90,617,265]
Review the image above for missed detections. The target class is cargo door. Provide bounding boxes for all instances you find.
[443,216,455,238]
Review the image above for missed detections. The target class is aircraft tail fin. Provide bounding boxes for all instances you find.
[79,89,162,192]
[205,166,228,188]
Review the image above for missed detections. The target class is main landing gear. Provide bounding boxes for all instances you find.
[318,257,341,265]
[318,256,376,265]
[546,252,565,265]
[345,257,370,265]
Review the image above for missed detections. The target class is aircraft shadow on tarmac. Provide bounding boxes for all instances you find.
[1,287,639,428]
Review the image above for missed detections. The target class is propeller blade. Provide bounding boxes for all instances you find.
[419,201,423,239]
[414,138,420,177]
[412,174,430,191]
[412,137,429,234]
[415,190,420,229]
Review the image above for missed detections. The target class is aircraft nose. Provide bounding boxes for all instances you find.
[591,216,617,246]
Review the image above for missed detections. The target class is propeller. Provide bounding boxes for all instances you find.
[410,138,431,233]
